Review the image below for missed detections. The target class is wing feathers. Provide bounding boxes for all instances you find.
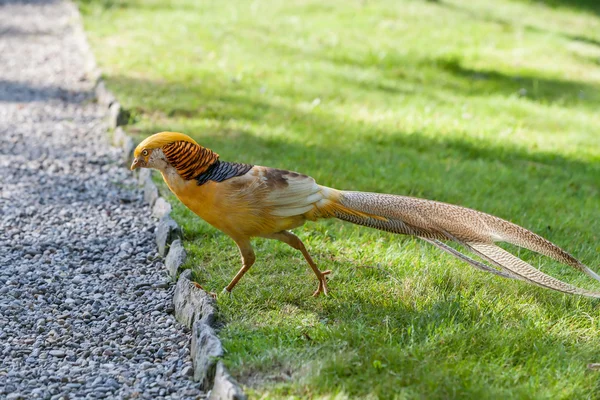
[250,166,324,217]
[270,205,315,217]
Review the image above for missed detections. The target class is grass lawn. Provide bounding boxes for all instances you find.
[79,0,600,398]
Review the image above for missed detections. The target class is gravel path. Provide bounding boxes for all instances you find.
[0,1,204,398]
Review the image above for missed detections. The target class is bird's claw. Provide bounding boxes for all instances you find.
[312,270,331,297]
[193,282,217,299]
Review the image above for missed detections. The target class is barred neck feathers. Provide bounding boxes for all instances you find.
[162,141,219,180]
[194,160,254,185]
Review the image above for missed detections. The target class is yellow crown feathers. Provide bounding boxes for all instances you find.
[133,131,199,158]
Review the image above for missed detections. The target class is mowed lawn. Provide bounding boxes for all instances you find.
[79,0,600,398]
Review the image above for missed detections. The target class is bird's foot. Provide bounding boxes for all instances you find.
[193,282,217,299]
[312,270,331,297]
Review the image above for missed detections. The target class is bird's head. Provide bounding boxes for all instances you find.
[131,131,219,179]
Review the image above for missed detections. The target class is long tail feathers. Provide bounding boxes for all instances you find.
[467,242,600,298]
[419,237,518,280]
[324,189,600,299]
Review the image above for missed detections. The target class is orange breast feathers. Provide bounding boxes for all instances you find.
[160,165,347,240]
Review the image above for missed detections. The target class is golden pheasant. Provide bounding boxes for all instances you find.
[131,131,600,298]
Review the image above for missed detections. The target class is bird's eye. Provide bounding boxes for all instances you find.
[142,149,149,157]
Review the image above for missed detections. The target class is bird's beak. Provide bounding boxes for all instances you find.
[130,156,145,171]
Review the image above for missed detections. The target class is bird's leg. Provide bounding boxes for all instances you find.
[224,239,256,293]
[263,231,331,297]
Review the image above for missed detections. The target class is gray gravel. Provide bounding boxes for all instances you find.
[0,1,204,398]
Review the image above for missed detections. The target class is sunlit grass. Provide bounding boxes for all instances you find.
[80,0,600,398]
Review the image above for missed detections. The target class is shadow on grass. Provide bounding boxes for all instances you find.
[236,21,600,109]
[324,50,600,109]
[430,56,596,104]
[437,1,600,52]
[515,0,600,16]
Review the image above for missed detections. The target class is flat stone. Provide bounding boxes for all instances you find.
[173,270,216,328]
[108,102,121,130]
[137,168,151,186]
[152,281,170,289]
[152,197,172,220]
[94,80,115,107]
[165,239,186,280]
[155,215,182,256]
[112,127,126,148]
[122,136,135,164]
[173,272,224,388]
[143,176,159,207]
[191,321,223,388]
[209,361,246,400]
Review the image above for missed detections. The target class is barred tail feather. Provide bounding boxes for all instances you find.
[323,188,600,299]
[486,215,600,283]
[420,238,519,280]
[466,243,600,299]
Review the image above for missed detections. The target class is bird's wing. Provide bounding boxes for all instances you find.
[249,166,324,217]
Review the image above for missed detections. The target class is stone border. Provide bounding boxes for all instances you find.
[173,271,246,399]
[70,2,246,398]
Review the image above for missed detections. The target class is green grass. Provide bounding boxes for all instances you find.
[79,0,600,398]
